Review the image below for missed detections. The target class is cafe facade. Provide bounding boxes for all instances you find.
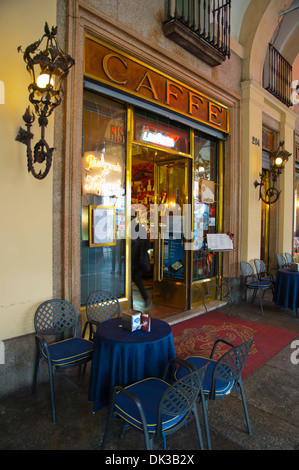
[0,0,297,395]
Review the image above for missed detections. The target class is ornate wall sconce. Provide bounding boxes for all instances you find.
[254,141,291,205]
[16,23,74,179]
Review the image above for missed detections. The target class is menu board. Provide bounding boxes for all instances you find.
[207,234,234,252]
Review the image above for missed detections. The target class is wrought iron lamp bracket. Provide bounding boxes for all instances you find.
[16,106,54,180]
[254,172,281,205]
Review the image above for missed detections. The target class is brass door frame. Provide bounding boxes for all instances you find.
[261,170,270,268]
[126,106,223,311]
[153,158,192,310]
[190,139,224,308]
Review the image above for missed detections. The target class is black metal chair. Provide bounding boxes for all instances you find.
[32,299,93,424]
[101,360,209,451]
[175,339,253,449]
[254,258,275,292]
[277,253,287,269]
[240,261,272,316]
[285,252,294,265]
[83,290,120,341]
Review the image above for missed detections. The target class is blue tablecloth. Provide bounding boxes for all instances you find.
[274,268,299,315]
[88,317,176,412]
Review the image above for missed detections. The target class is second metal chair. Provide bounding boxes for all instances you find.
[240,261,272,316]
[83,290,121,341]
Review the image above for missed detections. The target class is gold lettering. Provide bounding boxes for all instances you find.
[102,53,128,85]
[188,92,204,115]
[135,71,158,100]
[165,80,183,105]
[85,154,121,172]
[208,102,222,127]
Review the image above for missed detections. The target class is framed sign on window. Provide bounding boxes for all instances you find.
[89,205,116,247]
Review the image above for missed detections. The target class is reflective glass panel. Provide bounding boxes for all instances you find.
[81,92,126,304]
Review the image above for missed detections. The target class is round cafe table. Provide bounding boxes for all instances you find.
[273,268,299,318]
[88,317,176,412]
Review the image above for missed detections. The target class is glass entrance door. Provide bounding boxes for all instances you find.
[131,141,192,312]
[153,159,191,309]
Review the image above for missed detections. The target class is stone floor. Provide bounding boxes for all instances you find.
[1,291,299,452]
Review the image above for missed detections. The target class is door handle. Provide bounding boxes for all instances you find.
[158,231,164,281]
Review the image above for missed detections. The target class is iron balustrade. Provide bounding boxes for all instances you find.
[264,44,292,107]
[165,0,231,59]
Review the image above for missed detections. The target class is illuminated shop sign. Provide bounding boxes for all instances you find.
[134,118,188,152]
[82,152,124,197]
[141,126,178,148]
[84,35,229,134]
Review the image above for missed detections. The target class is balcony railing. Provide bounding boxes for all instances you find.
[163,0,231,66]
[263,44,293,107]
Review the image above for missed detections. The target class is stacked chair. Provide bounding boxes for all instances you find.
[285,252,294,265]
[277,254,288,269]
[254,258,275,294]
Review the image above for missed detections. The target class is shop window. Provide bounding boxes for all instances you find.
[193,134,217,280]
[81,92,126,305]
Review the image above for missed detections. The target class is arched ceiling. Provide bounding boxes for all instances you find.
[237,0,298,83]
[272,0,299,64]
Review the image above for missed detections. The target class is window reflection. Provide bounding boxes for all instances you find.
[193,135,217,280]
[81,92,126,305]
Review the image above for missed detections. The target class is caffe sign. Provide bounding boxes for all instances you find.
[84,35,229,134]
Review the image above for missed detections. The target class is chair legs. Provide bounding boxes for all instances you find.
[32,338,57,424]
[48,362,56,424]
[238,379,252,435]
[200,390,211,450]
[102,389,117,450]
[258,288,264,317]
[32,338,40,395]
[192,402,205,450]
[248,287,264,316]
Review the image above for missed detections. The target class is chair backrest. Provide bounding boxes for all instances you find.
[254,259,266,275]
[157,364,208,437]
[211,339,253,399]
[240,261,254,278]
[34,299,78,336]
[277,254,287,268]
[86,290,120,323]
[285,252,293,264]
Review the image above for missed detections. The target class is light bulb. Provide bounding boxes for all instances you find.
[275,157,283,166]
[36,73,54,89]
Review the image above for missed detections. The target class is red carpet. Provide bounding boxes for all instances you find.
[171,311,298,378]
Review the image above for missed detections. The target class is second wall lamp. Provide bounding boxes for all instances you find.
[254,141,291,205]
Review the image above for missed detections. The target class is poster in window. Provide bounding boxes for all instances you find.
[89,205,116,247]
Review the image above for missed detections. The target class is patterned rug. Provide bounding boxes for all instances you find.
[171,311,298,378]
